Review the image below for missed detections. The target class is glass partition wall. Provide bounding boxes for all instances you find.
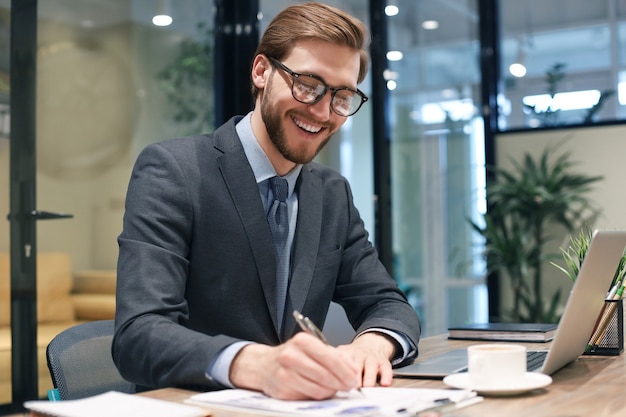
[34,0,216,269]
[275,0,490,336]
[0,0,215,406]
[499,0,626,130]
[260,0,489,337]
[384,0,488,336]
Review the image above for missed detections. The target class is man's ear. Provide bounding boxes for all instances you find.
[251,55,272,90]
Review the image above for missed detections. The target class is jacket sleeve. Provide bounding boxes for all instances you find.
[112,141,239,391]
[299,167,421,366]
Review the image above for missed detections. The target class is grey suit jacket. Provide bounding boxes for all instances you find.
[112,116,421,391]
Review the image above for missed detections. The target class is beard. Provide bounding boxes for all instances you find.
[260,79,334,165]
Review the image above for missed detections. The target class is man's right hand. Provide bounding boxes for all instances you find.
[228,332,361,400]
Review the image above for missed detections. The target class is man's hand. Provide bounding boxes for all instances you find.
[229,332,361,400]
[337,332,398,387]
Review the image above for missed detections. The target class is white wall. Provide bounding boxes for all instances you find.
[495,124,626,314]
[497,126,626,232]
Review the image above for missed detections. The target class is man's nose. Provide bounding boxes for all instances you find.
[306,93,332,121]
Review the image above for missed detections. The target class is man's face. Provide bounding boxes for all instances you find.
[257,39,361,166]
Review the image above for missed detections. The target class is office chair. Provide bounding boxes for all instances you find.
[46,320,136,400]
[322,302,357,346]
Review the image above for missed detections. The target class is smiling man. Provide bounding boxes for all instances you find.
[113,2,421,401]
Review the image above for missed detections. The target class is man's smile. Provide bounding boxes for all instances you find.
[292,115,325,134]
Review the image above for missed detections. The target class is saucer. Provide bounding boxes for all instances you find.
[443,372,552,396]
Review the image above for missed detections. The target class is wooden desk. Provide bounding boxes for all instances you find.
[140,334,626,417]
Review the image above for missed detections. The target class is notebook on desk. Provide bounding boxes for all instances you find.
[394,229,626,379]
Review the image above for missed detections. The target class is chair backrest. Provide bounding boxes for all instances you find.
[322,302,356,346]
[46,320,136,400]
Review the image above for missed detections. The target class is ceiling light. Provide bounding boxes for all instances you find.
[509,62,527,78]
[383,69,399,80]
[441,89,455,99]
[509,47,527,78]
[523,90,602,112]
[385,5,399,16]
[152,0,173,27]
[422,20,439,30]
[153,15,172,26]
[386,51,403,61]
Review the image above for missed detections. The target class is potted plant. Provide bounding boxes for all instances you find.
[157,22,214,135]
[552,225,626,353]
[470,145,603,323]
[552,224,626,284]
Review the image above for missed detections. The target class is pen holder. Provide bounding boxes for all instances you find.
[584,299,624,356]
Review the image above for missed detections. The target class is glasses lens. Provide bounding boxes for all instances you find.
[332,90,361,116]
[293,76,327,103]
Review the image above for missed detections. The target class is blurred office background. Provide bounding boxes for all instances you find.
[2,0,626,408]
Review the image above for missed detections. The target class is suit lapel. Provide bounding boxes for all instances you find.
[214,122,282,336]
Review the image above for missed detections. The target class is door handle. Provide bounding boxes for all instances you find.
[29,210,74,220]
[7,210,74,220]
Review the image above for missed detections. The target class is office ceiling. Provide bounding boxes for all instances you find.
[3,0,624,87]
[10,0,622,43]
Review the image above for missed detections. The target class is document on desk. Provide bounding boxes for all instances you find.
[186,387,482,416]
[24,391,209,417]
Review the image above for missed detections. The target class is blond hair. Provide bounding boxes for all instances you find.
[252,2,370,98]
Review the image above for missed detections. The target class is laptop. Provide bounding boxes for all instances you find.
[394,229,626,378]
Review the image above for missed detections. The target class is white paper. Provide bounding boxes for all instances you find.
[187,387,478,416]
[24,391,209,417]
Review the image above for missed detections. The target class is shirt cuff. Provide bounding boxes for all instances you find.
[205,341,253,388]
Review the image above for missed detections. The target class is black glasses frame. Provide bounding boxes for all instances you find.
[268,56,368,117]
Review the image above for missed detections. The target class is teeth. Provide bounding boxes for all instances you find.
[293,117,322,133]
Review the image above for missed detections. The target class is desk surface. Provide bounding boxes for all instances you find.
[140,334,626,417]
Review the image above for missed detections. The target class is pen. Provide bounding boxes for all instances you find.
[586,283,625,351]
[293,310,329,344]
[415,396,484,417]
[606,279,622,300]
[292,310,364,396]
[590,279,623,337]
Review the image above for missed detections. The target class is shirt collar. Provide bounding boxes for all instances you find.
[235,112,302,197]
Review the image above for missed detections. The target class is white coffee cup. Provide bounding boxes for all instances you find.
[467,343,526,388]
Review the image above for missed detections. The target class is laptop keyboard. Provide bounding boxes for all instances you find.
[526,350,547,371]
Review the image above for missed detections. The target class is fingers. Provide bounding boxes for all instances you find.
[337,332,397,388]
[278,333,361,398]
[263,360,339,400]
[362,356,393,387]
[230,332,397,400]
[231,333,362,400]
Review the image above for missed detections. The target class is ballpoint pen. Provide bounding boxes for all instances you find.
[292,310,364,396]
[586,282,625,352]
[414,395,484,417]
[293,310,329,344]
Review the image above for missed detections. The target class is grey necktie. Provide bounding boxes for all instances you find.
[267,176,289,331]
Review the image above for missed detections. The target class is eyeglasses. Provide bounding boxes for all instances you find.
[268,57,368,117]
